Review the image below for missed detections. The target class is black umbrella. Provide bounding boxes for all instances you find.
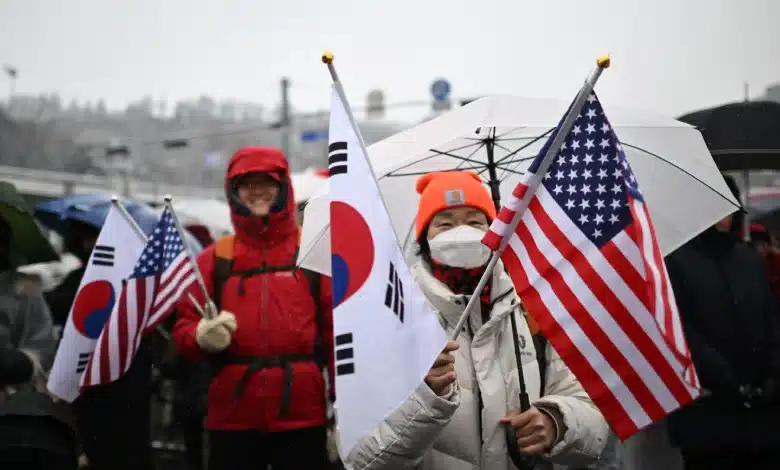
[678,100,780,170]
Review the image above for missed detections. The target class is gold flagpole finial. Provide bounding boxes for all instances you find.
[596,54,611,68]
[321,51,334,64]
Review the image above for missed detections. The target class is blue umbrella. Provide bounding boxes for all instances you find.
[35,195,203,254]
[34,193,110,233]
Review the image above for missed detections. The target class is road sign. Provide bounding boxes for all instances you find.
[430,79,451,102]
[300,129,328,142]
[432,99,452,111]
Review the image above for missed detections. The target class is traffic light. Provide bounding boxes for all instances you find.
[163,138,189,149]
[105,145,130,157]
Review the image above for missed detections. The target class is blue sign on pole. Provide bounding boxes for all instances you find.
[300,129,328,142]
[430,79,451,101]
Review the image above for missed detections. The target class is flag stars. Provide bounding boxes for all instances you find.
[538,93,640,248]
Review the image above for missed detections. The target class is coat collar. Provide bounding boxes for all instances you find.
[411,259,518,339]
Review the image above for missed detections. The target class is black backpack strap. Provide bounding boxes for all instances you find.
[301,268,325,365]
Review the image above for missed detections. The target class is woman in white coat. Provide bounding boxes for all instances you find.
[346,171,609,470]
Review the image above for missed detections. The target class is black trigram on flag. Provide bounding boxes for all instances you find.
[76,352,91,374]
[91,245,115,267]
[384,262,405,323]
[335,333,355,376]
[328,141,348,176]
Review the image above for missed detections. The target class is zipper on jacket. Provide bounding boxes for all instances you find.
[466,321,485,454]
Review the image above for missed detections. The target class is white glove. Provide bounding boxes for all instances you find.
[195,310,237,353]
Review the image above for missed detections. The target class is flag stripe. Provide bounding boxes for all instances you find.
[531,191,694,406]
[519,203,668,422]
[501,238,644,437]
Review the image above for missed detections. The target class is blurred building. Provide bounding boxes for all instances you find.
[764,83,780,103]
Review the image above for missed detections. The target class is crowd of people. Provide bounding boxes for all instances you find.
[0,145,779,470]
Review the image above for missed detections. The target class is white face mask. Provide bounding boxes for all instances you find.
[428,225,492,269]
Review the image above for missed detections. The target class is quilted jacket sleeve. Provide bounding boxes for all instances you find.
[345,381,460,470]
[534,341,610,468]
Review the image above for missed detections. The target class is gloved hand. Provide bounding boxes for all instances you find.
[195,311,237,353]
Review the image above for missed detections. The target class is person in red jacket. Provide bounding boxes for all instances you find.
[173,146,336,470]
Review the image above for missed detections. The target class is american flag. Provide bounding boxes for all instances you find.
[81,208,196,388]
[482,93,701,439]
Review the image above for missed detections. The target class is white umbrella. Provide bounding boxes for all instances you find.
[299,94,740,275]
[290,168,329,204]
[170,199,233,236]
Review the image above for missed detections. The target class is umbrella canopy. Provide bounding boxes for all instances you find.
[291,168,329,204]
[35,195,204,254]
[299,94,739,275]
[0,181,59,266]
[678,100,780,171]
[171,199,232,236]
[34,194,108,233]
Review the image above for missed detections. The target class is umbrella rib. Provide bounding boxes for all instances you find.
[620,142,742,210]
[494,128,555,166]
[383,142,486,178]
[452,140,490,171]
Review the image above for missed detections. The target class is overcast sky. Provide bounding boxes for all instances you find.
[1,0,778,119]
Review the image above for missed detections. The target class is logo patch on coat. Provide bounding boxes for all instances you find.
[517,334,526,350]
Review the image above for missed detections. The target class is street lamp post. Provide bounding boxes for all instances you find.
[2,65,17,106]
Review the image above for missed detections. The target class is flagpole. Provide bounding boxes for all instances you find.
[450,55,612,341]
[321,52,400,237]
[111,196,147,244]
[164,195,217,319]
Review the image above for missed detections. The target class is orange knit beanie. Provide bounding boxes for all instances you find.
[415,170,497,240]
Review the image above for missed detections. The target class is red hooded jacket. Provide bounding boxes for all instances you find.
[172,147,334,432]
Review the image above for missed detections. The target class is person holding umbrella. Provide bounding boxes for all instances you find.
[0,181,58,396]
[346,171,608,470]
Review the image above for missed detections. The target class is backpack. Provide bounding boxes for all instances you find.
[209,235,331,417]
